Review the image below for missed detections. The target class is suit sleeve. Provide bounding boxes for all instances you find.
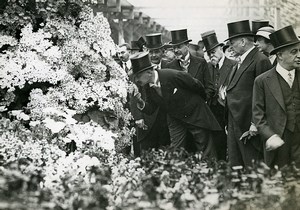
[139,86,159,115]
[174,71,206,99]
[252,76,276,140]
[202,61,215,103]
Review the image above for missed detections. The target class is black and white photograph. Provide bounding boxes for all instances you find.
[0,0,300,209]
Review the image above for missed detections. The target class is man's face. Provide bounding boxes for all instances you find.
[134,70,152,86]
[119,46,130,62]
[255,36,269,53]
[224,45,238,60]
[208,46,223,66]
[173,43,189,60]
[149,48,163,64]
[230,37,243,56]
[278,43,300,70]
[163,48,176,62]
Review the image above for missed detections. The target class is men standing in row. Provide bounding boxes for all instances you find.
[253,25,300,168]
[132,52,221,158]
[201,30,237,160]
[225,20,272,167]
[165,29,214,102]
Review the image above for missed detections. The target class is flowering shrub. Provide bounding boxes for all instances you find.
[0,0,134,151]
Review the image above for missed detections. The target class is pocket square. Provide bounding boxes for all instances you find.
[173,88,178,94]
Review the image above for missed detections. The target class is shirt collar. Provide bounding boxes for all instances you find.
[153,61,161,70]
[276,63,295,77]
[269,54,276,64]
[149,70,159,87]
[180,52,190,62]
[240,46,255,64]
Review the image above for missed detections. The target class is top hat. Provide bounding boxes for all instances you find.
[130,52,155,75]
[270,25,300,55]
[201,30,224,52]
[146,33,164,50]
[130,41,141,51]
[169,29,192,46]
[137,36,146,49]
[255,26,275,40]
[252,20,269,34]
[226,20,254,41]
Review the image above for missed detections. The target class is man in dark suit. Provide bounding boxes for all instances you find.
[253,25,300,168]
[225,20,272,167]
[201,30,237,160]
[131,52,222,158]
[132,33,170,155]
[164,29,214,102]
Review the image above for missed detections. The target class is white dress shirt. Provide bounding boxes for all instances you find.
[276,63,295,88]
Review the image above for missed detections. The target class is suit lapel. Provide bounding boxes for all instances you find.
[227,48,256,90]
[219,57,234,86]
[266,67,286,112]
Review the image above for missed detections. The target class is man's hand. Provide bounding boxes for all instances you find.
[249,123,258,136]
[135,119,148,130]
[266,134,284,151]
[218,85,227,106]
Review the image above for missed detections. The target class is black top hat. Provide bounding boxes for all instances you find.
[169,29,192,45]
[252,20,269,34]
[226,20,254,41]
[201,30,224,52]
[130,41,141,51]
[137,36,146,48]
[130,52,155,75]
[146,33,164,50]
[269,25,300,55]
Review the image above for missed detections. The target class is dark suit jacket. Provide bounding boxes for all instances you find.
[226,47,272,135]
[208,57,237,105]
[253,67,300,165]
[164,54,214,102]
[141,69,221,131]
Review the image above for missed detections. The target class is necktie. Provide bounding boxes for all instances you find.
[180,59,190,72]
[287,72,294,88]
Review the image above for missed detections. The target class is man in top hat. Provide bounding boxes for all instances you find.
[225,20,272,167]
[146,33,169,69]
[132,52,222,158]
[164,29,214,103]
[201,30,237,160]
[131,33,170,155]
[253,25,300,168]
[255,26,277,66]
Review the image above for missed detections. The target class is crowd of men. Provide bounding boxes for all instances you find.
[116,19,300,169]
